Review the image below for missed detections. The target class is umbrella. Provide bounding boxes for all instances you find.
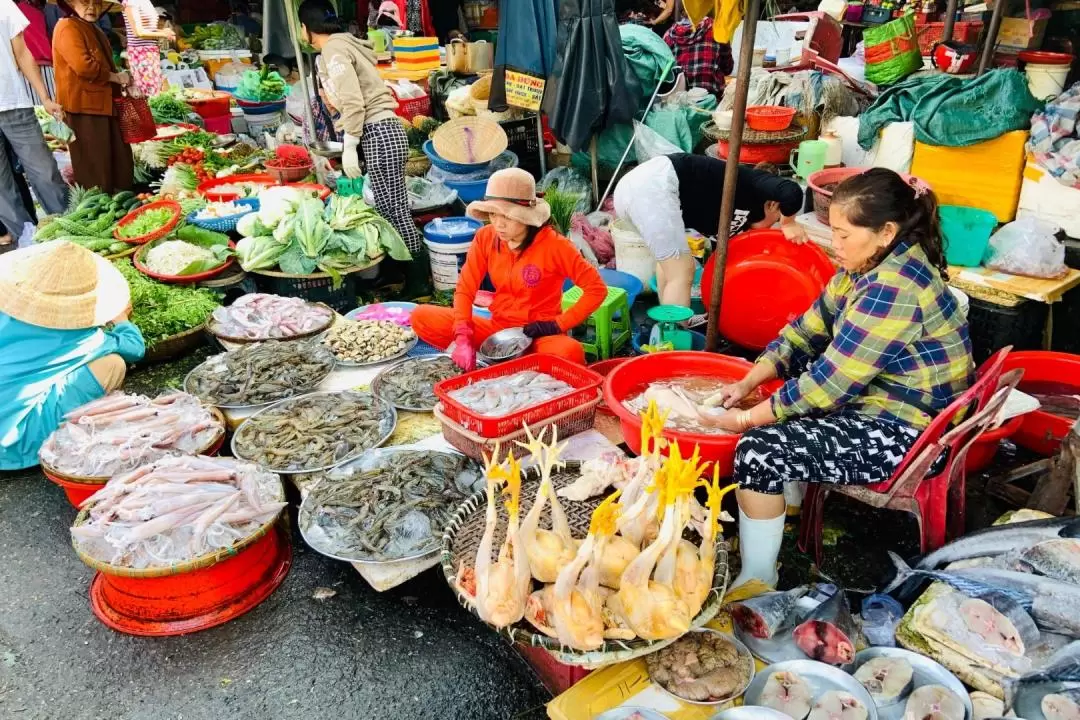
[488,0,558,112]
[544,0,640,152]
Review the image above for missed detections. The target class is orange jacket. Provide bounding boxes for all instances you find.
[53,17,118,116]
[453,225,607,334]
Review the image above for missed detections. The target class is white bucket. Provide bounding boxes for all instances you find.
[244,112,283,146]
[424,236,473,291]
[1026,63,1070,100]
[611,218,657,288]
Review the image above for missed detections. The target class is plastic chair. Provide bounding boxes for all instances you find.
[797,348,1018,564]
[562,285,632,360]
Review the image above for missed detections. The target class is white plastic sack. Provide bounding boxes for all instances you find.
[823,116,914,173]
[632,120,682,164]
[985,216,1066,279]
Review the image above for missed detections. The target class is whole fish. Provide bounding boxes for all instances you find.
[1017,539,1080,584]
[886,552,1080,638]
[793,590,859,665]
[915,516,1080,570]
[1005,641,1080,712]
[730,586,808,639]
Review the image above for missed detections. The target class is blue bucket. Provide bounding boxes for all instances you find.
[562,268,645,308]
[423,217,483,292]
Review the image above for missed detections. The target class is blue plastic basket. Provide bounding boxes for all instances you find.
[423,139,490,174]
[187,198,259,232]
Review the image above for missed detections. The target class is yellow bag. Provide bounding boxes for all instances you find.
[714,0,744,43]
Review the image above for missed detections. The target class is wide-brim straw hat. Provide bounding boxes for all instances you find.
[466,168,551,227]
[431,116,508,165]
[0,240,130,330]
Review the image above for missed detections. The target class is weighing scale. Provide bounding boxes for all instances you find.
[645,305,694,352]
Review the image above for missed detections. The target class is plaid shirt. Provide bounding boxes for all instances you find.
[663,19,733,98]
[759,240,974,430]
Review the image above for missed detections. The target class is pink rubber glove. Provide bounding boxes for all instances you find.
[450,330,476,371]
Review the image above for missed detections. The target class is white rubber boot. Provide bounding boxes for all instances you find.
[784,481,805,517]
[731,509,784,590]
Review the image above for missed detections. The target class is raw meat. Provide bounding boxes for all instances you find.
[902,685,965,720]
[759,671,813,719]
[808,691,868,720]
[1043,689,1080,720]
[793,591,859,665]
[731,586,808,640]
[854,656,914,703]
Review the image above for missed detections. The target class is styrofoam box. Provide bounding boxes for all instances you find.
[1018,156,1080,239]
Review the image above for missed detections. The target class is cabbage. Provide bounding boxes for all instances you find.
[257,186,303,227]
[235,235,289,271]
[236,212,270,238]
[294,198,331,259]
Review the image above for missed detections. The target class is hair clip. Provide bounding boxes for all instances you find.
[911,182,928,199]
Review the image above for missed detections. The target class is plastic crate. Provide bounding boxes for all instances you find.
[433,396,600,460]
[433,354,604,437]
[967,296,1046,365]
[915,20,983,55]
[250,270,361,314]
[187,198,259,232]
[499,115,543,179]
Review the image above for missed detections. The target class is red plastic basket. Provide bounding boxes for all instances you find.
[116,94,157,144]
[391,88,431,122]
[433,354,604,437]
[915,20,982,55]
[433,396,601,460]
[133,239,236,284]
[745,105,797,132]
[112,200,183,244]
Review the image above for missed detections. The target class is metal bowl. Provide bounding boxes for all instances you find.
[711,708,793,720]
[311,140,343,159]
[372,354,462,413]
[182,343,336,410]
[649,630,755,706]
[851,648,972,720]
[745,659,879,720]
[478,327,532,363]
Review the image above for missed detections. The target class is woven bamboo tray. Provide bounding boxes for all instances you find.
[441,462,730,667]
[702,120,807,146]
[139,323,209,366]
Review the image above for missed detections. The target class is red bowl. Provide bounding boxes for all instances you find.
[133,240,236,284]
[745,105,797,132]
[715,139,801,166]
[112,200,183,244]
[1001,350,1080,456]
[701,229,835,351]
[604,352,783,476]
[1018,51,1073,65]
[288,182,333,201]
[965,414,1023,473]
[197,173,276,202]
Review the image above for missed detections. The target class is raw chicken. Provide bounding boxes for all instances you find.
[808,691,868,720]
[673,466,736,616]
[854,656,914,703]
[524,584,556,637]
[597,533,639,589]
[903,685,965,720]
[1043,689,1080,720]
[760,671,814,719]
[467,451,532,628]
[556,455,627,502]
[517,425,578,583]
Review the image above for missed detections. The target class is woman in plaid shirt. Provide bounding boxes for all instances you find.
[706,169,974,591]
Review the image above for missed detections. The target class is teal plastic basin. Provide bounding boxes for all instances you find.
[940,205,998,267]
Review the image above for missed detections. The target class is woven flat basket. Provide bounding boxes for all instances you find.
[431,116,508,165]
[441,462,730,667]
[207,301,335,345]
[703,120,808,145]
[139,323,208,365]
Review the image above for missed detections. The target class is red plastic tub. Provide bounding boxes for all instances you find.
[965,414,1023,473]
[89,523,292,636]
[46,472,104,507]
[1001,351,1080,456]
[745,105,797,132]
[202,114,232,134]
[701,229,835,351]
[588,358,631,415]
[604,352,783,476]
[198,173,276,202]
[186,91,232,119]
[808,167,927,225]
[113,200,183,244]
[715,139,801,166]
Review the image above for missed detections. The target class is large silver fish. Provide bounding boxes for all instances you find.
[1018,539,1080,585]
[730,586,808,640]
[886,553,1080,638]
[1005,641,1080,713]
[915,517,1080,570]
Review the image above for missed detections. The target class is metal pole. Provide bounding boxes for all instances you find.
[285,0,317,147]
[536,114,547,178]
[705,0,762,352]
[590,134,600,206]
[941,0,959,43]
[978,0,1006,75]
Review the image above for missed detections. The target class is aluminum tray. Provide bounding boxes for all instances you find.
[231,391,397,474]
[297,446,479,565]
[372,354,461,413]
[735,594,823,666]
[744,659,879,720]
[711,708,792,720]
[649,630,755,706]
[327,335,418,368]
[182,343,336,410]
[478,327,531,363]
[852,647,972,720]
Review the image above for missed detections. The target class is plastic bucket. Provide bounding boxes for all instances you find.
[47,474,105,507]
[423,216,483,291]
[611,218,656,288]
[965,414,1023,473]
[244,112,283,144]
[1026,63,1070,100]
[588,358,631,415]
[940,205,997,266]
[202,114,232,134]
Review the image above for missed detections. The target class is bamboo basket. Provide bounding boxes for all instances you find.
[139,323,209,366]
[441,462,730,667]
[207,302,335,345]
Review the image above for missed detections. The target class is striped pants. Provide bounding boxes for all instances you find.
[21,65,55,106]
[360,118,422,254]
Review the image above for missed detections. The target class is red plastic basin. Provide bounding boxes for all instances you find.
[45,471,104,507]
[965,414,1023,473]
[604,352,783,476]
[588,358,631,415]
[1001,350,1080,456]
[89,523,292,637]
[702,229,835,351]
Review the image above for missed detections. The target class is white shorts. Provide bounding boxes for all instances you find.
[613,155,688,262]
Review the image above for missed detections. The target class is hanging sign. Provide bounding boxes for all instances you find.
[503,70,546,112]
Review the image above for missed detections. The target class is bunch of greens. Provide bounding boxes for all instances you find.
[162,131,218,156]
[34,106,74,145]
[115,259,222,347]
[149,90,192,125]
[118,207,176,239]
[235,189,410,285]
[188,23,246,51]
[543,186,585,235]
[235,65,288,103]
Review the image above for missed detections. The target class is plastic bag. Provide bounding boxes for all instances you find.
[364,176,459,210]
[538,167,592,213]
[985,216,1066,279]
[632,120,682,163]
[426,164,491,183]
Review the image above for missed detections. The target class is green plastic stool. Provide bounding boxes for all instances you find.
[562,285,632,360]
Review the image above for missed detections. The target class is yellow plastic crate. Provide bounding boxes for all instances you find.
[911,130,1028,222]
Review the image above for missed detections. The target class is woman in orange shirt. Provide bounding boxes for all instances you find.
[412,168,607,370]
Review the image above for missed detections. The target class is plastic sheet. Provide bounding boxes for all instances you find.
[985,217,1067,279]
[72,455,285,569]
[40,392,224,477]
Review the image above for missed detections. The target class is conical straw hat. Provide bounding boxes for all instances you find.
[0,240,130,330]
[431,116,508,165]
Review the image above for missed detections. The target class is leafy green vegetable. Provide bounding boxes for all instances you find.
[149,90,192,125]
[188,23,246,51]
[235,65,288,102]
[294,198,332,258]
[277,243,318,275]
[543,186,584,235]
[176,225,230,249]
[114,259,221,347]
[118,208,175,239]
[235,235,289,270]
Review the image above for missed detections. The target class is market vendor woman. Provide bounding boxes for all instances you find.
[613,153,807,309]
[412,168,607,370]
[703,169,973,591]
[0,241,145,470]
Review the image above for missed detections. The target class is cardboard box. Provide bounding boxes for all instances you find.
[996,16,1049,50]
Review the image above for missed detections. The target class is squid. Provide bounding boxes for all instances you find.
[517,425,578,583]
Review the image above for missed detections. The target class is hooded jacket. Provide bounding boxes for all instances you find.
[318,33,398,137]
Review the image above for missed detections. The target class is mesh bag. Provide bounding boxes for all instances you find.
[115,92,157,144]
[864,16,923,86]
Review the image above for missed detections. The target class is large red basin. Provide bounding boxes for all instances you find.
[965,414,1023,473]
[604,352,783,476]
[1001,350,1080,456]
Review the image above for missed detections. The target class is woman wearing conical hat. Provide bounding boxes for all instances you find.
[0,240,145,470]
